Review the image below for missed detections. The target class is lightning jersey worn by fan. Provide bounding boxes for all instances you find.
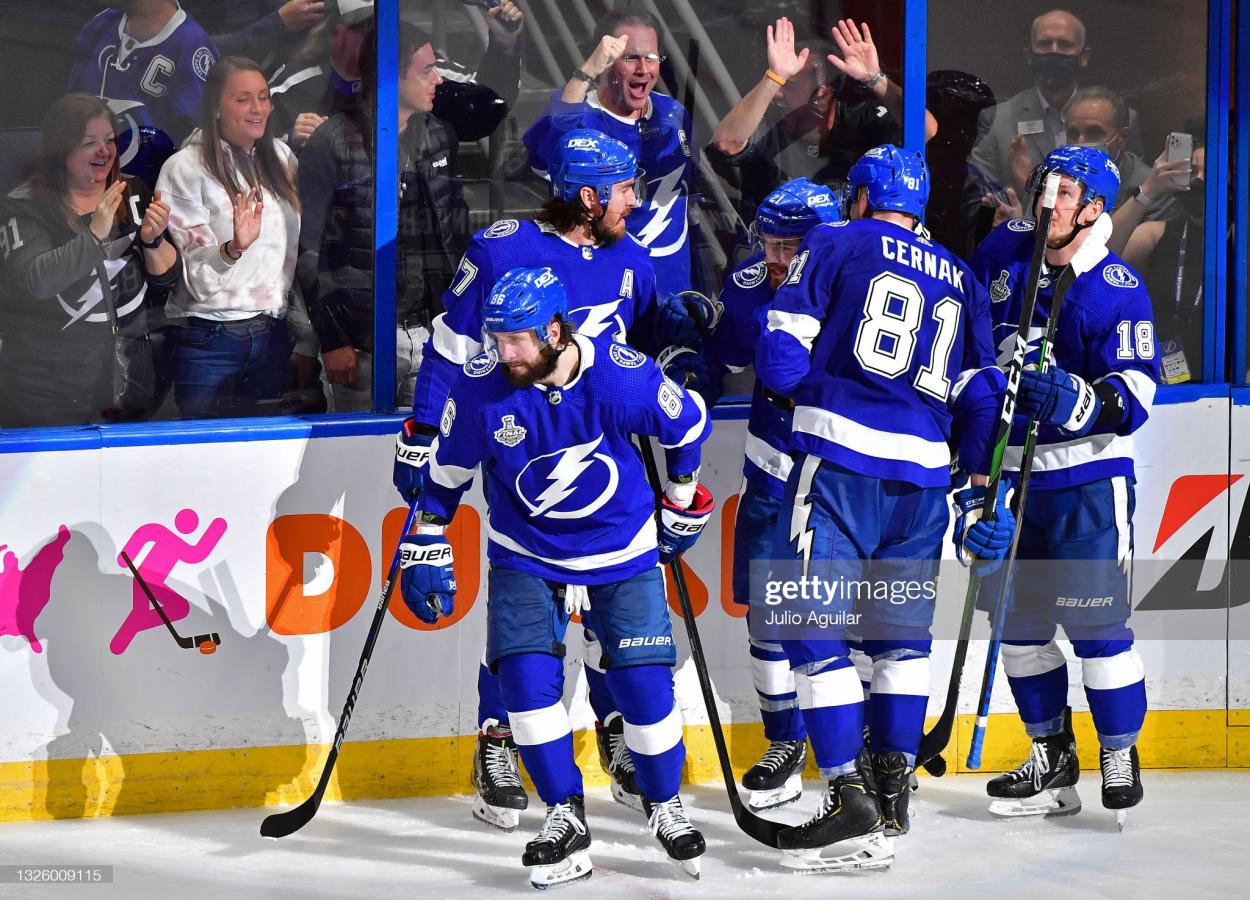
[971,219,1159,489]
[523,91,696,295]
[706,253,792,498]
[422,335,710,584]
[411,218,659,426]
[758,218,1004,486]
[68,6,219,147]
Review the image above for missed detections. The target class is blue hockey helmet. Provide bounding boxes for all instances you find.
[1027,144,1122,213]
[754,177,845,239]
[483,267,569,343]
[548,128,640,206]
[847,144,930,217]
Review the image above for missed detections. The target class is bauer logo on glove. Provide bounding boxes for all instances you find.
[657,483,715,564]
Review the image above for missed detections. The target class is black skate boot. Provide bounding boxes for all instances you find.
[643,795,705,879]
[1100,744,1143,830]
[742,739,807,810]
[471,720,528,832]
[523,795,592,890]
[594,713,643,812]
[872,751,914,836]
[987,707,1081,817]
[777,749,893,872]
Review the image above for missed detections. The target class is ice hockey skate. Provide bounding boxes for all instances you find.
[987,707,1082,818]
[1100,744,1143,830]
[523,796,592,890]
[742,739,807,811]
[471,720,528,832]
[643,796,705,879]
[872,751,914,836]
[595,713,643,812]
[777,750,893,873]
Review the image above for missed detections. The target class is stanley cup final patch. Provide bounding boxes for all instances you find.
[493,415,527,447]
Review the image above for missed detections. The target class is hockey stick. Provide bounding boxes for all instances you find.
[637,436,785,849]
[120,551,220,651]
[260,500,420,838]
[966,211,1114,768]
[915,173,1062,774]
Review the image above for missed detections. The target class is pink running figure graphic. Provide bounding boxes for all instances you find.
[112,509,227,655]
[0,525,72,653]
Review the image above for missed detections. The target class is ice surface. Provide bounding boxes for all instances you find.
[2,772,1247,898]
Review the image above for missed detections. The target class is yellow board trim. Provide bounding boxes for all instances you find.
[1,709,1245,822]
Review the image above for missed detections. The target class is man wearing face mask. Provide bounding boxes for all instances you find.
[964,9,1143,236]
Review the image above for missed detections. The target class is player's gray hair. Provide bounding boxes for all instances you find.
[1070,86,1129,130]
[1031,9,1087,48]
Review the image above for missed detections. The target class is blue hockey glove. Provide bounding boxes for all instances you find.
[399,532,457,623]
[1017,365,1101,435]
[656,291,722,346]
[953,481,1017,575]
[656,345,720,405]
[394,418,436,503]
[657,482,715,564]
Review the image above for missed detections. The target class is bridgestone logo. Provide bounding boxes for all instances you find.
[617,635,674,649]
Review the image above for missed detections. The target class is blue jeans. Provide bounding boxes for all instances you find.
[173,317,292,419]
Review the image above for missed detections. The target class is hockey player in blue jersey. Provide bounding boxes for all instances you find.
[395,129,708,830]
[399,267,714,888]
[969,146,1156,826]
[756,145,1014,871]
[665,177,844,812]
[522,8,698,296]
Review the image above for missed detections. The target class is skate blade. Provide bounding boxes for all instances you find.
[473,794,521,832]
[988,786,1081,818]
[530,849,592,890]
[748,774,803,812]
[668,855,701,880]
[779,833,894,873]
[1115,809,1128,831]
[610,779,645,813]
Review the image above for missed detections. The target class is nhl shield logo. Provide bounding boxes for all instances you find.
[493,415,527,447]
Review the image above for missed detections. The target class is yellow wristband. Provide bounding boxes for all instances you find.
[764,69,787,87]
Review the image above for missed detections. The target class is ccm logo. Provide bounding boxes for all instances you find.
[1056,596,1114,608]
[617,635,674,649]
[401,546,451,565]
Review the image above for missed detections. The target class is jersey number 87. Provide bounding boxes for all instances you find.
[853,273,961,401]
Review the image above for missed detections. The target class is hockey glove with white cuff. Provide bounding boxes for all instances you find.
[953,481,1017,575]
[657,482,715,564]
[656,291,722,346]
[393,418,436,502]
[1017,365,1103,436]
[399,529,456,624]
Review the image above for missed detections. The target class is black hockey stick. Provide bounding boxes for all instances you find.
[916,172,1062,774]
[120,551,220,651]
[260,501,420,838]
[637,436,785,849]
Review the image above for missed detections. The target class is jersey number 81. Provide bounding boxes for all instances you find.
[853,273,961,401]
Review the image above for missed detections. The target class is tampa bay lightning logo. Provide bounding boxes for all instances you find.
[464,351,498,377]
[609,343,645,368]
[58,256,145,326]
[733,261,768,289]
[515,435,620,519]
[569,301,626,341]
[484,219,520,239]
[1103,264,1140,289]
[1007,219,1036,232]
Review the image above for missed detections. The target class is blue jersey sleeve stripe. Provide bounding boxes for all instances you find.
[793,406,952,471]
[766,309,822,350]
[431,313,483,364]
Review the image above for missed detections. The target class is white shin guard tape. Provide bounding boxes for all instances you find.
[871,655,931,697]
[1001,640,1067,679]
[752,654,798,697]
[510,701,573,747]
[623,703,684,757]
[1081,648,1145,691]
[795,663,864,710]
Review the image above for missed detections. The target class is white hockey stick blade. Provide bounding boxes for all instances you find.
[472,794,521,833]
[748,774,803,812]
[988,785,1082,818]
[779,832,895,873]
[529,849,592,890]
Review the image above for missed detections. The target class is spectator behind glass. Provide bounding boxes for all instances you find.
[0,92,181,428]
[707,17,937,238]
[522,6,696,295]
[156,56,315,419]
[428,0,525,143]
[297,23,463,411]
[964,9,1143,233]
[67,0,220,184]
[182,1,324,69]
[268,0,373,152]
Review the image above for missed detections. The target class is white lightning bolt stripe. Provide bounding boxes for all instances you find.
[790,455,821,580]
[636,167,686,250]
[570,301,626,341]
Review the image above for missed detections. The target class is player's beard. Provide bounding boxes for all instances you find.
[767,264,788,289]
[590,209,625,246]
[503,345,561,388]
